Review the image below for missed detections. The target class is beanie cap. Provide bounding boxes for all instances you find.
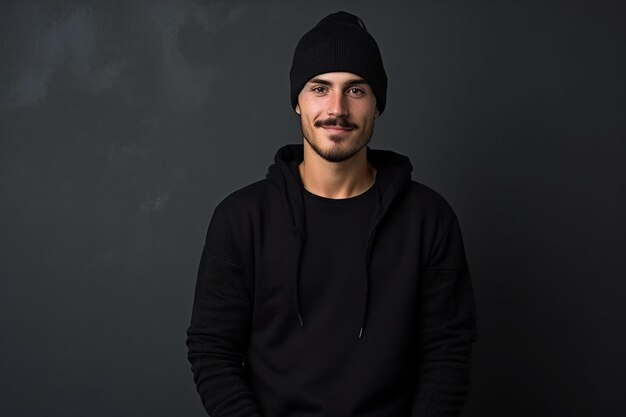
[289,11,388,115]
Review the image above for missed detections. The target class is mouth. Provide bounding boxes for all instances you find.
[315,118,357,133]
[322,126,353,133]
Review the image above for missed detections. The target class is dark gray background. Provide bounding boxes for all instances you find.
[1,0,624,416]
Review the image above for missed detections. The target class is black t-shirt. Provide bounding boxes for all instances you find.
[298,181,378,345]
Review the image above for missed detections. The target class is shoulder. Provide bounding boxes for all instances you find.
[404,180,457,221]
[214,178,269,214]
[218,178,267,203]
[209,178,281,230]
[204,179,270,265]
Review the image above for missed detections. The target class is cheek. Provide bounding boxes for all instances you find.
[354,101,376,117]
[302,108,323,125]
[301,103,322,118]
[357,108,377,126]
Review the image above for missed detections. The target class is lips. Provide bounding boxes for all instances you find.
[321,126,353,133]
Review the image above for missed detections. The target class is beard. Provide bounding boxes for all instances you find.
[301,117,375,163]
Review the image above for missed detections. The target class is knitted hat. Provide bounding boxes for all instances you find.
[289,11,388,115]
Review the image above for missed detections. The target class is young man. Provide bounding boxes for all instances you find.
[187,11,478,417]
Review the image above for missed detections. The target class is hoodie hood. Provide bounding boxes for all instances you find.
[266,143,413,338]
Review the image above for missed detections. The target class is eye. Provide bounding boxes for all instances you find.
[347,87,365,96]
[311,86,328,94]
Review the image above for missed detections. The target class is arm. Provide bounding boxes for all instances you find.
[411,213,478,417]
[186,203,262,417]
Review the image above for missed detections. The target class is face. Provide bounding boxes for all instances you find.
[296,72,378,163]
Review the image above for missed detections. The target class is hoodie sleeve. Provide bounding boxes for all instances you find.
[186,201,262,417]
[410,210,478,417]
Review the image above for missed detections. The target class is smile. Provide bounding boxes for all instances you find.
[321,126,354,133]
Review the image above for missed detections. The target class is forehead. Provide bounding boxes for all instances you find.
[305,72,369,86]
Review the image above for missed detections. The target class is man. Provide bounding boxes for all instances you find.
[186,11,478,417]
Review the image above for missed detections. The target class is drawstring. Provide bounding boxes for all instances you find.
[293,226,305,328]
[359,248,371,339]
[359,224,378,339]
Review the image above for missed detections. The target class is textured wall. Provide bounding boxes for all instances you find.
[1,1,625,416]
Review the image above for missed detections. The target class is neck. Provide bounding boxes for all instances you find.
[298,144,376,199]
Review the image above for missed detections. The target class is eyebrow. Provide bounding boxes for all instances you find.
[308,78,368,87]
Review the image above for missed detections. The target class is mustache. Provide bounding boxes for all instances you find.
[314,118,358,129]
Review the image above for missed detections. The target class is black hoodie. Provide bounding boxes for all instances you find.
[186,143,478,417]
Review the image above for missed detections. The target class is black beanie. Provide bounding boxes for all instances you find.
[289,11,388,115]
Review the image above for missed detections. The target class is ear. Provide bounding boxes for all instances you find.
[295,104,301,115]
[374,108,380,118]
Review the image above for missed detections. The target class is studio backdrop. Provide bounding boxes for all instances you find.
[1,1,624,416]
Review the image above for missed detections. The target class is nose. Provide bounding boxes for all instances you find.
[327,92,348,118]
